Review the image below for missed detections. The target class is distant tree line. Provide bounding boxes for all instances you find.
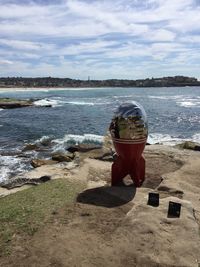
[0,76,199,88]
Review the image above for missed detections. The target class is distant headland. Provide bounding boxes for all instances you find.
[0,75,200,88]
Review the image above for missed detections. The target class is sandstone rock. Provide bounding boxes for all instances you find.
[92,152,113,162]
[0,97,52,109]
[31,159,58,168]
[176,141,200,151]
[0,175,51,189]
[0,102,32,109]
[52,153,74,162]
[22,144,39,152]
[67,144,101,153]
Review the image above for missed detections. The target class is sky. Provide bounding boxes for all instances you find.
[0,0,200,80]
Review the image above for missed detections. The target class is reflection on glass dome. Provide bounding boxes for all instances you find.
[109,102,148,140]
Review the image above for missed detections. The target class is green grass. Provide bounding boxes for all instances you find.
[0,98,33,103]
[0,179,85,255]
[0,98,21,103]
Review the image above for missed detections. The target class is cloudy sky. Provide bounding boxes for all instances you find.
[0,0,200,79]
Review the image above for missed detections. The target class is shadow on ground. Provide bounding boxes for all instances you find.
[76,186,136,208]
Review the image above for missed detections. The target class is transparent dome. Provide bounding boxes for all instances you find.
[109,101,148,140]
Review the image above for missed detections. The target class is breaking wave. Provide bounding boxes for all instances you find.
[148,95,200,108]
[52,134,104,153]
[34,98,63,107]
[33,98,110,107]
[148,132,200,145]
[65,101,95,106]
[176,101,200,108]
[0,156,30,182]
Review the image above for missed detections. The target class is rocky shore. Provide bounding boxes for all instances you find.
[0,142,200,266]
[0,97,52,109]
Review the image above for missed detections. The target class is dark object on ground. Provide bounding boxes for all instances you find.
[77,186,136,208]
[52,153,74,162]
[147,192,159,207]
[67,144,101,153]
[0,175,51,189]
[92,152,113,162]
[167,201,181,218]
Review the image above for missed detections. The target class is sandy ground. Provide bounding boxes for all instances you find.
[0,145,200,267]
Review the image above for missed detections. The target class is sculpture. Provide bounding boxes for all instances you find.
[109,102,148,187]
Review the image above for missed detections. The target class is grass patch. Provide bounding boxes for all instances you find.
[0,179,85,256]
[0,98,25,103]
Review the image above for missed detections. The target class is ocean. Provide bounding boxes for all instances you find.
[0,86,200,181]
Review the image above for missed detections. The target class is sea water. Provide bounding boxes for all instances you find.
[0,86,200,181]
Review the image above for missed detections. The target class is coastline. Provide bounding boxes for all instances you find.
[0,87,132,92]
[0,143,198,197]
[1,84,200,93]
[0,144,200,266]
[1,75,200,88]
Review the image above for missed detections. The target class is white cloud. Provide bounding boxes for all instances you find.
[0,0,200,79]
[0,59,13,65]
[0,39,51,50]
[147,29,176,42]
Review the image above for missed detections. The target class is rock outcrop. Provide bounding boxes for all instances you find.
[67,144,102,153]
[52,152,75,162]
[31,159,58,168]
[0,98,52,109]
[176,141,200,151]
[0,175,51,189]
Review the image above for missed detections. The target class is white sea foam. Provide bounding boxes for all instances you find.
[65,101,95,106]
[176,101,200,108]
[52,134,104,153]
[113,95,134,99]
[0,108,4,111]
[148,96,169,100]
[148,133,184,145]
[35,135,54,146]
[34,98,62,107]
[148,94,200,108]
[0,156,28,182]
[65,100,111,106]
[34,98,109,107]
[148,95,185,100]
[192,133,200,143]
[148,132,200,145]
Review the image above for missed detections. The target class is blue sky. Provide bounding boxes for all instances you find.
[0,0,200,79]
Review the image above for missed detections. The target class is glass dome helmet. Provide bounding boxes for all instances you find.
[109,101,148,140]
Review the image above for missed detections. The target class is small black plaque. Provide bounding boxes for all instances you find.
[147,192,159,207]
[167,201,181,218]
